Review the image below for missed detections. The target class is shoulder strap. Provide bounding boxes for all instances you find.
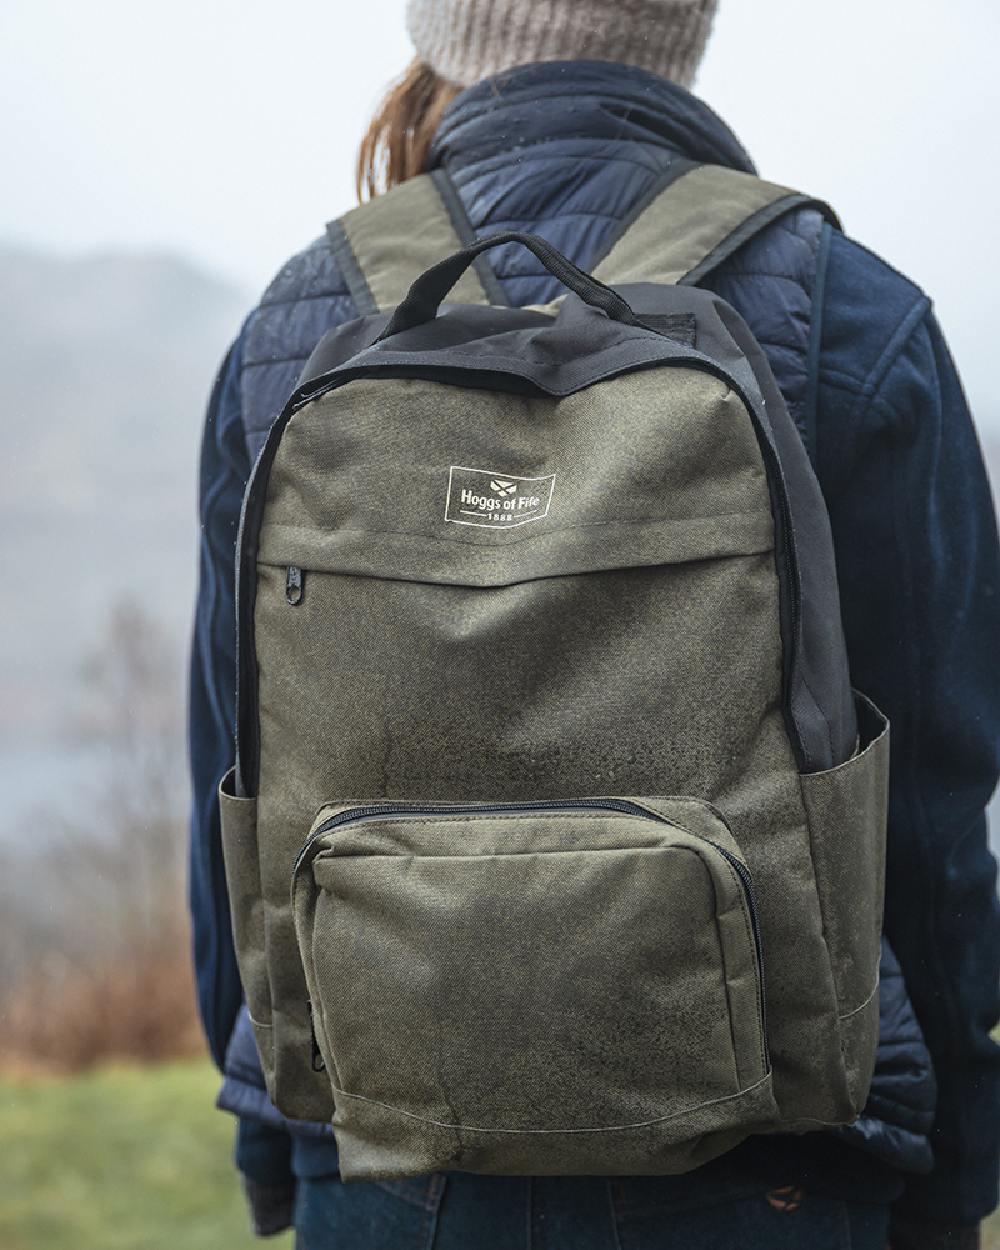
[327,163,838,313]
[591,163,840,289]
[326,169,507,315]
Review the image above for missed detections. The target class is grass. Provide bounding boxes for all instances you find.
[0,1059,292,1250]
[0,1059,997,1249]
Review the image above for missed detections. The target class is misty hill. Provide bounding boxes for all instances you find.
[0,244,249,741]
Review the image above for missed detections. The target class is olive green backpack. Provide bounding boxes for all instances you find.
[219,163,889,1181]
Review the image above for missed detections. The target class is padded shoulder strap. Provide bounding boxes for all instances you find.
[592,164,840,289]
[326,169,506,314]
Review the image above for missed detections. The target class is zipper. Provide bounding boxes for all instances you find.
[285,565,304,605]
[294,798,768,1056]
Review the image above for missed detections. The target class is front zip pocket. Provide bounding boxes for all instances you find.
[291,796,775,1179]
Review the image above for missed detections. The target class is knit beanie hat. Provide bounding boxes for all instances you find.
[406,0,718,89]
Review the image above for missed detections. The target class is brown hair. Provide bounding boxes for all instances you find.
[356,59,460,202]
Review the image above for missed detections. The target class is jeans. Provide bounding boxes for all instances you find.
[294,1173,890,1249]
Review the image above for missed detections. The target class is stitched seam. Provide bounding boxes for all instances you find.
[708,860,757,1079]
[867,391,921,433]
[816,367,868,393]
[747,338,807,353]
[806,713,886,778]
[803,218,831,469]
[798,668,835,772]
[311,831,748,866]
[329,1072,772,1135]
[365,330,668,370]
[713,271,808,284]
[269,329,696,389]
[838,976,880,1021]
[371,1179,434,1212]
[799,801,848,1058]
[310,919,346,1095]
[607,1181,623,1250]
[316,839,721,858]
[423,1187,442,1244]
[723,866,768,1073]
[884,388,976,1206]
[294,846,346,1095]
[327,812,650,829]
[834,1198,852,1249]
[243,355,311,370]
[480,209,629,227]
[843,296,931,432]
[611,1182,765,1221]
[256,289,351,311]
[450,139,668,176]
[313,794,734,830]
[260,509,773,551]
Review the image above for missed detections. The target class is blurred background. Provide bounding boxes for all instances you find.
[0,1,996,1246]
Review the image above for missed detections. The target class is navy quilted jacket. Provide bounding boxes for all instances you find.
[189,61,1000,1228]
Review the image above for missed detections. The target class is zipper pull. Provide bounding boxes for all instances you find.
[285,565,304,606]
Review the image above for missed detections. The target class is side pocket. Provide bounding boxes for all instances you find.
[799,694,888,1110]
[219,767,273,1072]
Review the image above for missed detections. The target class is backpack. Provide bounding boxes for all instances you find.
[219,163,889,1181]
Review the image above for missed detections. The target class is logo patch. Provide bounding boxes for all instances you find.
[445,465,556,529]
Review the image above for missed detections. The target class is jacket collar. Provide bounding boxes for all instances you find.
[429,60,756,176]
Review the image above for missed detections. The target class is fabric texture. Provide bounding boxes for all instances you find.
[191,59,1000,1229]
[294,1172,892,1250]
[890,1217,981,1250]
[405,0,717,88]
[240,281,879,1162]
[241,1178,296,1238]
[236,1115,296,1235]
[293,801,775,1176]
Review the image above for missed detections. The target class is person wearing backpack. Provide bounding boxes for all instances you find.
[188,2,1000,1247]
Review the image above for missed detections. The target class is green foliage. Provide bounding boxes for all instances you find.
[0,1060,291,1250]
[1,1058,998,1248]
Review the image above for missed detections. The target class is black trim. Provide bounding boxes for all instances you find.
[296,312,393,390]
[429,168,510,307]
[801,219,834,469]
[681,194,840,288]
[714,298,856,772]
[324,218,378,317]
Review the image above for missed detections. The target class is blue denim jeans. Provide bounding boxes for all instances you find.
[294,1174,890,1249]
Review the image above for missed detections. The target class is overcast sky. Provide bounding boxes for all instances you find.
[1,0,996,425]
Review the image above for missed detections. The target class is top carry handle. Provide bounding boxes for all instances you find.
[376,230,643,340]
